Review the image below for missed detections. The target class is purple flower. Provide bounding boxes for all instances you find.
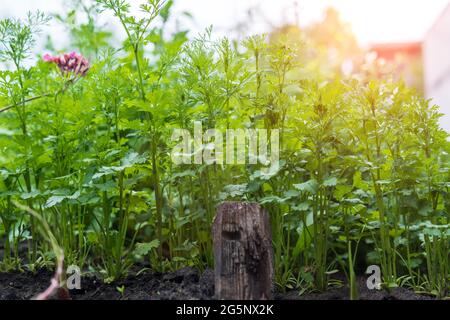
[43,52,90,77]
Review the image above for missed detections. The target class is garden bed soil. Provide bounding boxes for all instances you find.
[0,267,434,300]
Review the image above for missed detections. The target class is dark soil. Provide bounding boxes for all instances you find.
[0,267,435,300]
[276,276,435,300]
[0,267,214,300]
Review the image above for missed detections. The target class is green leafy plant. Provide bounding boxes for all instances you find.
[0,2,448,299]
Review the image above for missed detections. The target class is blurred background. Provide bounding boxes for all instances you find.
[1,0,449,132]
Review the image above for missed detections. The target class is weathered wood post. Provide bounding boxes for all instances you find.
[213,202,274,300]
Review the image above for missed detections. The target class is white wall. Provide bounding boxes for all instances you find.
[424,4,450,133]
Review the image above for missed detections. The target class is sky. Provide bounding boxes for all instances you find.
[1,0,449,46]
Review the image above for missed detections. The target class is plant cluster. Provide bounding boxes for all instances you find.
[0,0,448,298]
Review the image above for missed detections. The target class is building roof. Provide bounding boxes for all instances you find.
[369,42,422,60]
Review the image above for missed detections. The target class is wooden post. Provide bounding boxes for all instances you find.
[213,202,274,300]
